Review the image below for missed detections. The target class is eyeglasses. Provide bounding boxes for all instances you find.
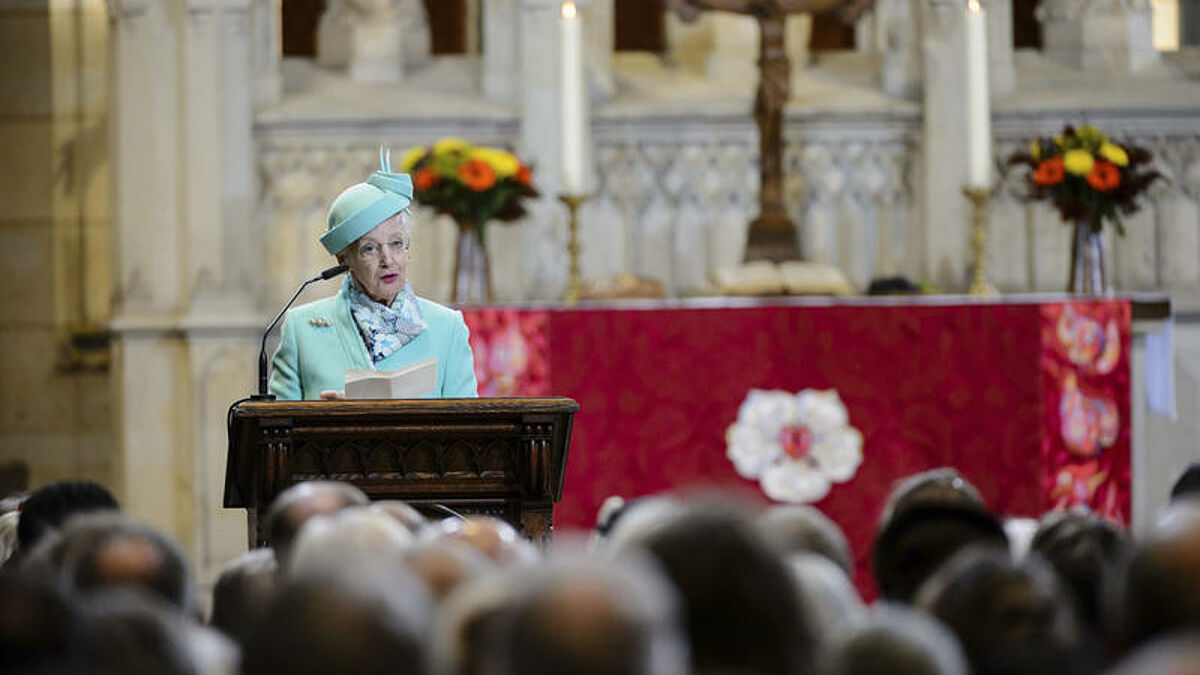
[354,238,409,262]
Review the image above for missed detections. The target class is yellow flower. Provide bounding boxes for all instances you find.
[1063,149,1095,176]
[1053,135,1065,148]
[1099,142,1129,167]
[1077,124,1108,150]
[1030,141,1041,160]
[433,137,470,155]
[399,146,427,172]
[472,147,520,178]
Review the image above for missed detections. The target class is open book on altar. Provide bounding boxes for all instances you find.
[345,357,437,399]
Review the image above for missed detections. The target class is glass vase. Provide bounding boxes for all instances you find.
[452,219,492,304]
[1068,219,1111,296]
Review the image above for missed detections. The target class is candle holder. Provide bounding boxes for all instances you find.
[559,193,589,304]
[965,186,996,296]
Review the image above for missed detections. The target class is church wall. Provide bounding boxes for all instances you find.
[0,1,116,494]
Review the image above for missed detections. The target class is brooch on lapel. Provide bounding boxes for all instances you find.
[308,317,333,328]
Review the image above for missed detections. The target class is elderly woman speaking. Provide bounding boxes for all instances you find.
[269,152,478,400]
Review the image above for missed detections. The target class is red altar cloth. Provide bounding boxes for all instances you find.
[463,298,1131,595]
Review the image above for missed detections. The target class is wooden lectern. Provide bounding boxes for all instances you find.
[224,398,578,547]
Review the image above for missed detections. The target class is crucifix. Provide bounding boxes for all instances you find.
[667,0,872,262]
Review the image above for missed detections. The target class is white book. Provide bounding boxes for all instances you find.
[344,357,437,400]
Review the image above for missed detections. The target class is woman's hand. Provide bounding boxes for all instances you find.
[319,390,346,400]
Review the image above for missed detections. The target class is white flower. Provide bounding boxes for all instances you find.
[761,460,832,503]
[725,388,864,504]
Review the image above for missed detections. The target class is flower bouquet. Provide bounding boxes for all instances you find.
[1007,124,1161,293]
[400,138,538,303]
[400,137,538,231]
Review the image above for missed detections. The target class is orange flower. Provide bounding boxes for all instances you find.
[414,167,438,191]
[458,159,496,191]
[1086,160,1121,192]
[516,163,532,186]
[1033,156,1065,186]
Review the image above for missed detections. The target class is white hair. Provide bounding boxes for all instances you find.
[287,506,415,583]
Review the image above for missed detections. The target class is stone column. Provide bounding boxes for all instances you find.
[918,0,971,288]
[482,0,519,103]
[109,0,259,585]
[250,0,281,108]
[517,0,571,298]
[987,0,1015,95]
[880,0,922,98]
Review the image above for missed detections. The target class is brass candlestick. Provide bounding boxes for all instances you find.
[965,186,996,296]
[559,193,588,304]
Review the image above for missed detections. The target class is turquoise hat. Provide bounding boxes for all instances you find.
[320,148,414,255]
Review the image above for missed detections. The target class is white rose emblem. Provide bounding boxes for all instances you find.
[726,388,864,504]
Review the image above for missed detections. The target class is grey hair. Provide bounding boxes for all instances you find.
[822,603,969,675]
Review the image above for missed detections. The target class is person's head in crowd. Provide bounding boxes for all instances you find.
[287,506,414,581]
[209,547,278,647]
[0,573,92,674]
[428,516,537,567]
[787,553,866,644]
[915,547,1082,675]
[873,500,1008,603]
[1170,463,1200,502]
[499,554,689,675]
[58,512,193,613]
[405,538,493,603]
[599,495,686,554]
[821,604,968,675]
[1104,631,1200,675]
[243,565,432,675]
[626,502,815,675]
[880,468,986,526]
[15,480,119,555]
[263,480,369,565]
[434,567,527,675]
[1120,498,1200,650]
[758,504,855,575]
[79,588,236,675]
[1031,511,1130,652]
[370,500,427,534]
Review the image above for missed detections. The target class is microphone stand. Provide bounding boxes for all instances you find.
[253,264,349,400]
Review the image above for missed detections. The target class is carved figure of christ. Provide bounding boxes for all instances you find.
[668,0,872,262]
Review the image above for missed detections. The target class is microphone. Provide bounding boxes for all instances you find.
[253,264,350,400]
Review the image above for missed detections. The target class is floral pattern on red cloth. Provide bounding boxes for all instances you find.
[1040,301,1131,522]
[463,308,550,397]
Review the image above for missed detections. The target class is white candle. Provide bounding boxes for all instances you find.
[559,1,588,195]
[964,0,991,189]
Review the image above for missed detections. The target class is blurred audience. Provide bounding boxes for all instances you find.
[821,603,968,675]
[262,480,369,566]
[5,467,1200,675]
[499,554,688,675]
[1120,497,1200,650]
[624,503,816,675]
[915,548,1083,675]
[758,504,855,575]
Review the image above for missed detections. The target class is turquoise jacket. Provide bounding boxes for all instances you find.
[268,286,478,400]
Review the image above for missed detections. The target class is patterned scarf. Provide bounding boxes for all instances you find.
[345,275,427,364]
